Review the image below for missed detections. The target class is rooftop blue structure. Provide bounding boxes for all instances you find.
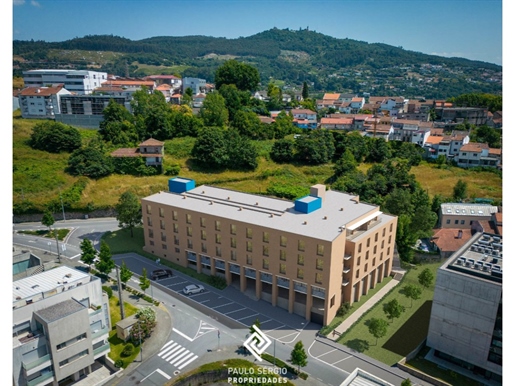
[168,177,195,194]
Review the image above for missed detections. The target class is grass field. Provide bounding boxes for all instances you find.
[12,115,502,212]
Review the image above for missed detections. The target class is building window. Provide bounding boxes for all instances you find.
[246,241,253,252]
[146,204,152,215]
[279,264,286,274]
[159,208,164,217]
[230,224,236,234]
[382,228,386,237]
[460,220,465,224]
[201,230,207,240]
[263,245,269,256]
[174,236,179,245]
[315,273,323,284]
[375,233,378,242]
[215,234,221,244]
[215,220,221,231]
[175,247,180,253]
[173,223,179,233]
[390,224,393,232]
[147,217,152,226]
[186,214,191,224]
[231,237,237,248]
[358,244,362,253]
[355,269,360,279]
[317,244,324,256]
[297,254,304,265]
[374,246,377,254]
[366,251,369,260]
[280,236,287,247]
[316,258,323,270]
[446,219,450,224]
[365,263,368,272]
[280,250,286,261]
[263,259,269,269]
[388,235,392,244]
[187,227,192,237]
[59,349,88,367]
[367,238,370,247]
[148,229,154,238]
[187,239,193,249]
[455,220,459,225]
[160,220,165,230]
[149,240,154,246]
[162,244,167,250]
[246,255,252,265]
[298,240,305,251]
[263,232,269,243]
[246,228,253,239]
[373,258,376,266]
[161,232,166,242]
[216,246,222,257]
[173,211,178,221]
[200,217,206,227]
[297,268,304,279]
[387,247,390,255]
[330,295,335,308]
[231,250,237,261]
[201,243,207,253]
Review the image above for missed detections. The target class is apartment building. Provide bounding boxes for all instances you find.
[13,266,111,386]
[427,232,502,383]
[19,85,71,119]
[141,178,397,325]
[439,203,498,229]
[23,70,108,95]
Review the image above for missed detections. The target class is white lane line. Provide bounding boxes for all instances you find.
[156,369,171,380]
[211,302,234,309]
[158,343,178,357]
[169,350,191,366]
[317,348,337,358]
[236,313,259,321]
[172,328,194,342]
[225,308,246,315]
[198,299,211,304]
[331,355,352,365]
[178,355,198,370]
[174,352,194,367]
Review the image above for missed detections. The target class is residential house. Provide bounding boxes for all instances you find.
[12,266,111,386]
[143,75,182,90]
[170,93,182,105]
[291,109,317,129]
[23,69,108,95]
[19,84,71,119]
[390,119,431,146]
[142,179,397,325]
[434,107,488,128]
[182,77,207,95]
[349,97,365,112]
[253,91,269,102]
[192,93,206,108]
[320,117,353,130]
[439,203,498,229]
[111,138,165,167]
[101,79,156,92]
[156,84,172,102]
[456,143,501,168]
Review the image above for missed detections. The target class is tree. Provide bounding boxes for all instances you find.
[139,268,150,294]
[270,139,295,163]
[115,191,142,237]
[333,149,357,177]
[41,210,55,230]
[80,238,97,269]
[249,318,261,337]
[290,341,308,374]
[120,260,132,288]
[401,379,413,386]
[192,126,229,168]
[96,240,115,275]
[295,129,335,165]
[395,214,418,263]
[215,59,260,91]
[30,121,82,153]
[383,299,405,323]
[418,268,434,290]
[453,179,468,201]
[301,81,309,99]
[368,318,388,345]
[232,110,263,139]
[99,99,138,146]
[129,307,156,344]
[199,92,229,127]
[67,143,114,179]
[402,284,422,307]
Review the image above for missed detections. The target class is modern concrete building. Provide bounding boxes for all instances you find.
[19,84,71,119]
[427,232,502,383]
[439,203,498,229]
[141,178,397,325]
[182,77,207,95]
[13,266,111,386]
[23,70,108,95]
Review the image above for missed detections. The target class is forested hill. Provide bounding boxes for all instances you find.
[13,28,502,98]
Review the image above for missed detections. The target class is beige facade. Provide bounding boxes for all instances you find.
[142,181,397,325]
[440,203,498,229]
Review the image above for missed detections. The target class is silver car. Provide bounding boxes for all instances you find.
[183,284,205,295]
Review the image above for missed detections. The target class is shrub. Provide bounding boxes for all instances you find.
[165,164,181,176]
[121,343,134,357]
[102,286,113,299]
[114,359,124,368]
[336,302,351,317]
[29,121,82,153]
[207,275,227,289]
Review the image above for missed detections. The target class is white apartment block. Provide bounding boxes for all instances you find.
[23,70,108,95]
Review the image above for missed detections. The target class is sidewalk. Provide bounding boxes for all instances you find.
[329,274,403,340]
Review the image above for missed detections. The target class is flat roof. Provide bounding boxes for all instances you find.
[143,185,395,241]
[35,299,86,323]
[441,203,497,216]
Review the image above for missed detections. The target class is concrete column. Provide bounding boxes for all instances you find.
[354,280,361,303]
[255,271,262,300]
[362,276,369,296]
[210,257,216,276]
[377,263,384,283]
[370,269,378,290]
[288,280,294,313]
[271,275,278,307]
[240,266,247,292]
[305,290,313,321]
[196,254,201,274]
[225,262,232,285]
[385,258,392,277]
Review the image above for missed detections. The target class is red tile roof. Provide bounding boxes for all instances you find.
[460,142,489,152]
[111,148,139,157]
[323,93,340,100]
[140,138,164,146]
[320,118,353,125]
[425,136,443,145]
[431,228,473,253]
[20,84,65,96]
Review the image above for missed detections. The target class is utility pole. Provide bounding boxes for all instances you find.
[54,229,61,263]
[116,265,125,320]
[58,188,66,222]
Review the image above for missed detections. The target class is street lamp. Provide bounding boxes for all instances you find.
[58,188,66,222]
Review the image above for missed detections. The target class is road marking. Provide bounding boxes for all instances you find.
[198,299,210,304]
[236,313,259,321]
[158,343,178,357]
[178,355,198,370]
[263,324,285,332]
[140,369,171,382]
[174,352,195,367]
[194,321,217,340]
[317,348,336,358]
[169,350,190,365]
[166,347,186,362]
[161,345,182,361]
[172,328,194,342]
[211,302,234,309]
[331,355,352,365]
[224,308,246,315]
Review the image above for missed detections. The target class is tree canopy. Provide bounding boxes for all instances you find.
[80,238,96,268]
[30,121,82,153]
[214,59,260,92]
[290,340,308,373]
[115,191,142,237]
[368,318,388,345]
[67,141,114,179]
[96,240,115,275]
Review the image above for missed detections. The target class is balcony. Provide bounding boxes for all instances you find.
[22,354,52,376]
[342,279,350,286]
[343,254,352,261]
[93,342,110,358]
[92,326,109,340]
[343,266,351,274]
[27,370,54,386]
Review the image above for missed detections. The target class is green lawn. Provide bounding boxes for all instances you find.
[336,261,442,366]
[17,228,70,241]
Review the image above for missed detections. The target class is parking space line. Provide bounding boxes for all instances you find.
[171,281,189,286]
[224,308,246,315]
[263,324,285,332]
[198,299,210,304]
[211,302,234,309]
[235,313,259,321]
[317,349,337,358]
[331,355,352,365]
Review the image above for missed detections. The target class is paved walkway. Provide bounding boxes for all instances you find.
[329,274,404,340]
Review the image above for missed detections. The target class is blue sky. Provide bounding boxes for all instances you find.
[11,0,504,65]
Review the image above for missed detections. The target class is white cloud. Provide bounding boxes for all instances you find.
[30,0,41,7]
[13,0,25,5]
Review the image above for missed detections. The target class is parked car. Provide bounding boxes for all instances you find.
[183,284,205,295]
[151,269,173,280]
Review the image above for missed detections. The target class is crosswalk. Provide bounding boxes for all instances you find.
[157,340,198,370]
